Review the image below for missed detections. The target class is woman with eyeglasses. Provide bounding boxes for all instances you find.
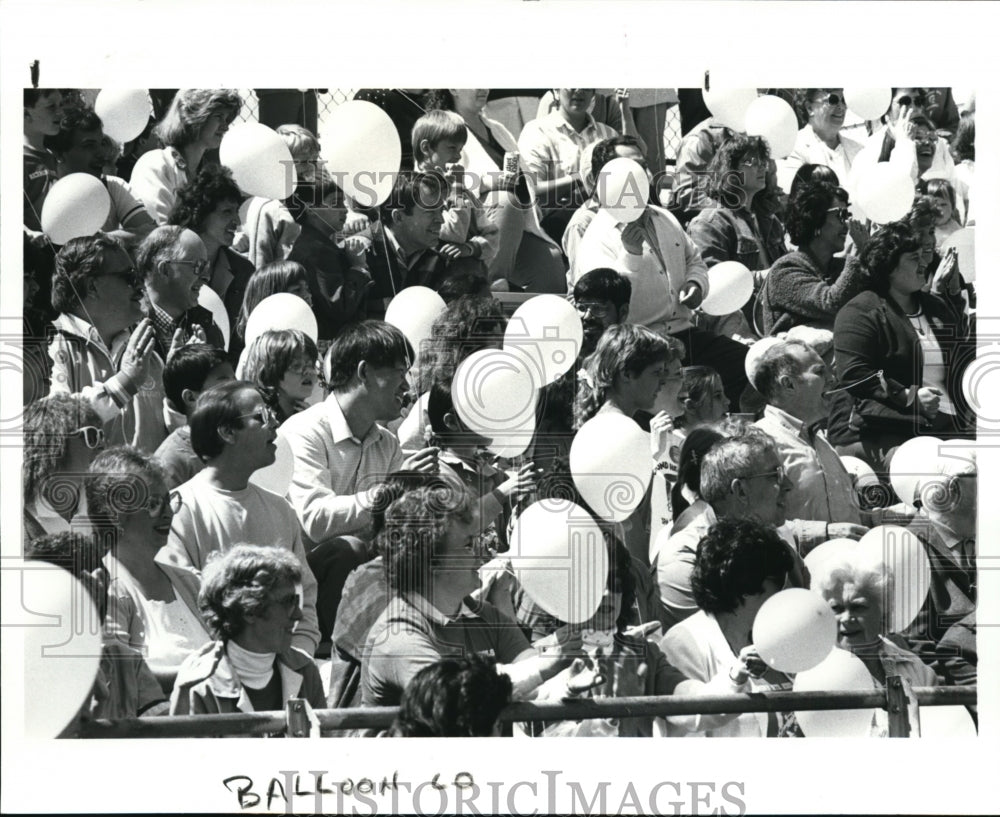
[130,89,242,226]
[779,89,864,195]
[23,394,104,544]
[168,165,253,332]
[757,179,870,336]
[241,329,321,425]
[86,446,210,694]
[171,544,327,720]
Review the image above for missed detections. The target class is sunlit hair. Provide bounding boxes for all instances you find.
[188,380,262,461]
[153,89,242,150]
[698,429,776,506]
[276,123,320,161]
[23,394,101,505]
[811,551,891,637]
[951,113,974,162]
[168,165,243,233]
[706,133,770,205]
[51,233,126,313]
[916,178,960,226]
[412,110,468,164]
[574,324,683,429]
[235,260,310,341]
[199,544,302,641]
[752,340,815,403]
[678,366,724,425]
[242,329,318,422]
[415,295,507,394]
[324,320,413,391]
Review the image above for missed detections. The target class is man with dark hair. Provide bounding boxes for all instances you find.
[49,233,166,453]
[46,105,156,246]
[153,344,235,488]
[135,225,226,359]
[163,380,320,656]
[281,320,438,644]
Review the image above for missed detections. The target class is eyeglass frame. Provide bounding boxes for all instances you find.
[895,93,928,109]
[827,206,851,224]
[71,426,105,450]
[813,93,845,107]
[168,259,211,281]
[739,464,786,484]
[140,490,183,517]
[99,265,143,291]
[234,404,280,429]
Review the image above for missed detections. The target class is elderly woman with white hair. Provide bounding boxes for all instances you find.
[811,546,937,737]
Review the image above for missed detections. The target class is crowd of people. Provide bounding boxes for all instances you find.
[22,87,978,738]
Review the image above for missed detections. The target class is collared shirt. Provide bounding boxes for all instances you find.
[147,299,178,356]
[281,392,404,543]
[518,111,617,188]
[756,405,862,526]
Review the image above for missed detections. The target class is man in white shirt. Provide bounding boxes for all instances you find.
[281,320,438,643]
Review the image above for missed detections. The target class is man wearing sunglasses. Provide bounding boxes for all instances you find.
[780,89,864,195]
[163,381,320,656]
[49,233,167,454]
[135,226,226,361]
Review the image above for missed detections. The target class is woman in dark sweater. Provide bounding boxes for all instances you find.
[758,179,869,335]
[833,222,974,474]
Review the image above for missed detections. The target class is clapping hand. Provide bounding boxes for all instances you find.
[120,319,156,384]
[931,247,962,297]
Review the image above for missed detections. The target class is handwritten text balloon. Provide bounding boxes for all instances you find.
[319,101,402,208]
[220,122,296,201]
[700,261,753,316]
[244,293,318,346]
[595,157,650,224]
[508,499,609,625]
[744,94,798,159]
[793,649,876,737]
[703,87,757,131]
[94,89,153,143]
[40,174,111,245]
[571,413,652,523]
[505,295,583,387]
[754,588,837,673]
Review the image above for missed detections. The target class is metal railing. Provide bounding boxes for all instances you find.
[77,683,976,739]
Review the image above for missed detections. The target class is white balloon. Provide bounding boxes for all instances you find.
[840,455,876,482]
[703,87,758,131]
[94,89,153,143]
[594,157,650,224]
[452,348,539,457]
[384,286,447,361]
[248,432,294,496]
[744,336,784,388]
[804,538,861,579]
[220,122,296,201]
[744,95,798,159]
[941,227,975,283]
[754,588,837,673]
[197,286,230,351]
[244,293,318,346]
[571,413,653,523]
[843,88,892,121]
[319,101,402,208]
[504,295,584,387]
[855,163,915,224]
[889,436,945,507]
[700,261,754,316]
[508,499,609,625]
[40,173,112,245]
[840,454,890,508]
[918,705,977,738]
[793,648,877,737]
[856,525,932,633]
[17,561,103,738]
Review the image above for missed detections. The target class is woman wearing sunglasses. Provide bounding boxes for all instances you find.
[779,89,864,195]
[23,393,104,545]
[756,179,869,336]
[86,446,211,695]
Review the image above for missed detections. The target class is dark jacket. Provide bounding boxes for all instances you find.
[687,206,787,272]
[220,247,255,334]
[833,289,973,434]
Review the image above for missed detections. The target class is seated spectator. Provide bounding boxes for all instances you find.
[517,88,620,245]
[241,329,321,426]
[130,89,242,225]
[811,548,937,737]
[412,111,500,270]
[779,89,863,194]
[669,115,732,225]
[231,260,313,362]
[86,446,210,694]
[49,233,166,453]
[659,517,800,737]
[360,483,580,707]
[665,425,727,540]
[136,226,226,359]
[46,105,156,247]
[26,531,168,725]
[834,223,975,472]
[788,162,840,199]
[674,366,727,436]
[153,344,235,489]
[757,180,869,336]
[163,381,320,656]
[286,176,373,339]
[168,166,254,330]
[424,89,564,291]
[170,545,327,719]
[23,394,104,544]
[387,655,513,737]
[918,178,962,250]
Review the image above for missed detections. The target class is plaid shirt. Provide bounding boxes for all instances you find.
[147,299,178,357]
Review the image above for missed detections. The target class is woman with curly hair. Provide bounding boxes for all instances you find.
[170,544,327,718]
[241,329,321,425]
[757,178,870,335]
[130,89,242,225]
[168,165,252,331]
[23,393,104,544]
[231,260,313,362]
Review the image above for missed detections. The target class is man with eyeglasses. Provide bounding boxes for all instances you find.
[49,233,167,454]
[135,226,226,361]
[163,381,320,656]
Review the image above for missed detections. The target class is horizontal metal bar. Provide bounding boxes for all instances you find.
[77,686,976,739]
